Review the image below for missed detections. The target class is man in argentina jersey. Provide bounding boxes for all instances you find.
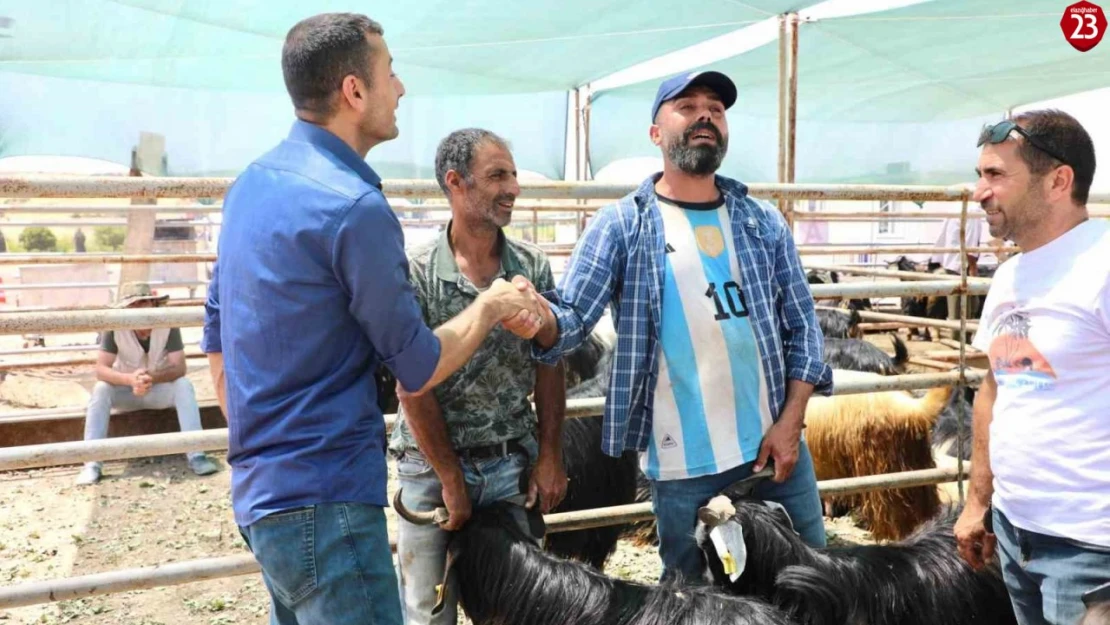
[646,195,774,481]
[525,70,832,583]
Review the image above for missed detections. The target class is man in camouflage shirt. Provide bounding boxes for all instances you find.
[389,128,567,625]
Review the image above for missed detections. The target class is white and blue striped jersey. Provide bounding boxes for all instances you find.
[642,197,773,481]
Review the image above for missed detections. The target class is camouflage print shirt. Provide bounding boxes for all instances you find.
[388,223,556,454]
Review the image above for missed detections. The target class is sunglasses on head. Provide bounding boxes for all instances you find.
[977,120,1071,167]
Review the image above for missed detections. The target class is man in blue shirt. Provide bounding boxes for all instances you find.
[520,71,833,583]
[202,14,543,625]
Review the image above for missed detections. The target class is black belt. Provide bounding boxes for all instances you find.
[457,438,528,461]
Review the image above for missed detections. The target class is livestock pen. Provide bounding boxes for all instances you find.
[1,176,1106,624]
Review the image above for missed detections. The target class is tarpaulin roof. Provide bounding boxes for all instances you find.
[590,0,1110,184]
[0,0,811,177]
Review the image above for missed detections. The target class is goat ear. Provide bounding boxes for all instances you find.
[762,500,797,533]
[430,549,457,617]
[524,506,547,543]
[707,521,748,583]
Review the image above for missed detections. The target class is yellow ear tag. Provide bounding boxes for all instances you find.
[708,524,747,583]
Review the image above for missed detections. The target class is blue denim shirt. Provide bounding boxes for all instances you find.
[536,173,832,458]
[202,120,441,526]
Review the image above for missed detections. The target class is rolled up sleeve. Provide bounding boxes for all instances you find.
[532,205,625,365]
[773,222,833,395]
[201,260,222,353]
[332,192,441,393]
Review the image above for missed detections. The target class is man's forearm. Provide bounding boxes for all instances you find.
[96,365,133,387]
[534,362,566,460]
[399,392,464,488]
[149,362,186,384]
[206,353,228,418]
[533,303,559,350]
[779,379,816,428]
[415,300,499,395]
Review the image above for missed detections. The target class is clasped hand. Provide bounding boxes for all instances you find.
[485,276,551,340]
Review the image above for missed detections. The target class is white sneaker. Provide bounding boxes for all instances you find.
[76,462,102,486]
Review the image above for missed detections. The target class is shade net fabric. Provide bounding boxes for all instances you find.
[589,0,1110,185]
[0,0,809,177]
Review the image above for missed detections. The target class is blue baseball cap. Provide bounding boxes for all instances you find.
[651,70,737,122]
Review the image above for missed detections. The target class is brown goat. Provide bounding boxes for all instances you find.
[805,370,953,541]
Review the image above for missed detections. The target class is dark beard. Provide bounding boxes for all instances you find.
[666,121,728,176]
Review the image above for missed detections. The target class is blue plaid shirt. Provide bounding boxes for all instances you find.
[535,173,832,458]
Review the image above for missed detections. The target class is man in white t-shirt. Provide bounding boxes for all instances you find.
[954,110,1110,625]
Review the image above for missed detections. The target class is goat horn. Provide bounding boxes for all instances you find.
[698,495,737,529]
[392,489,450,526]
[721,464,777,499]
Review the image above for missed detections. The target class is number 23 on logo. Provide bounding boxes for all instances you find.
[1061,1,1106,52]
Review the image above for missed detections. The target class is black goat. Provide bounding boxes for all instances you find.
[815,309,862,339]
[396,499,797,625]
[806,269,871,312]
[822,335,907,375]
[547,414,639,568]
[886,256,949,341]
[694,493,1016,625]
[383,325,637,570]
[930,382,976,460]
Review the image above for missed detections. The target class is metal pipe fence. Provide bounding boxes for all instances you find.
[0,280,985,336]
[0,464,970,610]
[0,176,996,612]
[0,370,981,472]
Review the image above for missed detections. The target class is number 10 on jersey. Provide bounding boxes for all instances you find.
[705,281,749,321]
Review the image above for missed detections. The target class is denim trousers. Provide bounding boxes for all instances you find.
[394,434,539,625]
[993,506,1110,625]
[238,502,403,625]
[650,440,827,583]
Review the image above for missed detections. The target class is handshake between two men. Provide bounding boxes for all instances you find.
[482,275,556,344]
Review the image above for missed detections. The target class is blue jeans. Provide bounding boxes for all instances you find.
[394,435,539,625]
[651,440,827,583]
[993,507,1110,625]
[238,503,402,625]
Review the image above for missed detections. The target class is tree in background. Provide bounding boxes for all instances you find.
[19,227,57,252]
[93,226,126,251]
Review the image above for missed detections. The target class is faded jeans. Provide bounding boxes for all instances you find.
[993,507,1110,625]
[238,503,403,625]
[394,434,539,625]
[83,379,205,460]
[651,440,827,583]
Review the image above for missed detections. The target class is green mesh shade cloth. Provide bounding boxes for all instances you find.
[589,0,1110,185]
[0,0,810,177]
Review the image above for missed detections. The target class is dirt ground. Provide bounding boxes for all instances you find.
[0,328,971,624]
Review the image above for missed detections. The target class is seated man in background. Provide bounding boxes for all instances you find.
[77,282,219,485]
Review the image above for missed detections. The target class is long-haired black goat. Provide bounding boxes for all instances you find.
[822,335,908,375]
[930,380,976,460]
[394,497,797,625]
[815,309,862,339]
[693,485,1016,625]
[547,414,639,568]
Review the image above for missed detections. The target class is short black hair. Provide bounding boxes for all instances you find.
[434,128,510,195]
[281,13,383,118]
[1012,109,1097,205]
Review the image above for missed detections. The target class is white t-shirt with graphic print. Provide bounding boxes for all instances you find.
[972,218,1110,548]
